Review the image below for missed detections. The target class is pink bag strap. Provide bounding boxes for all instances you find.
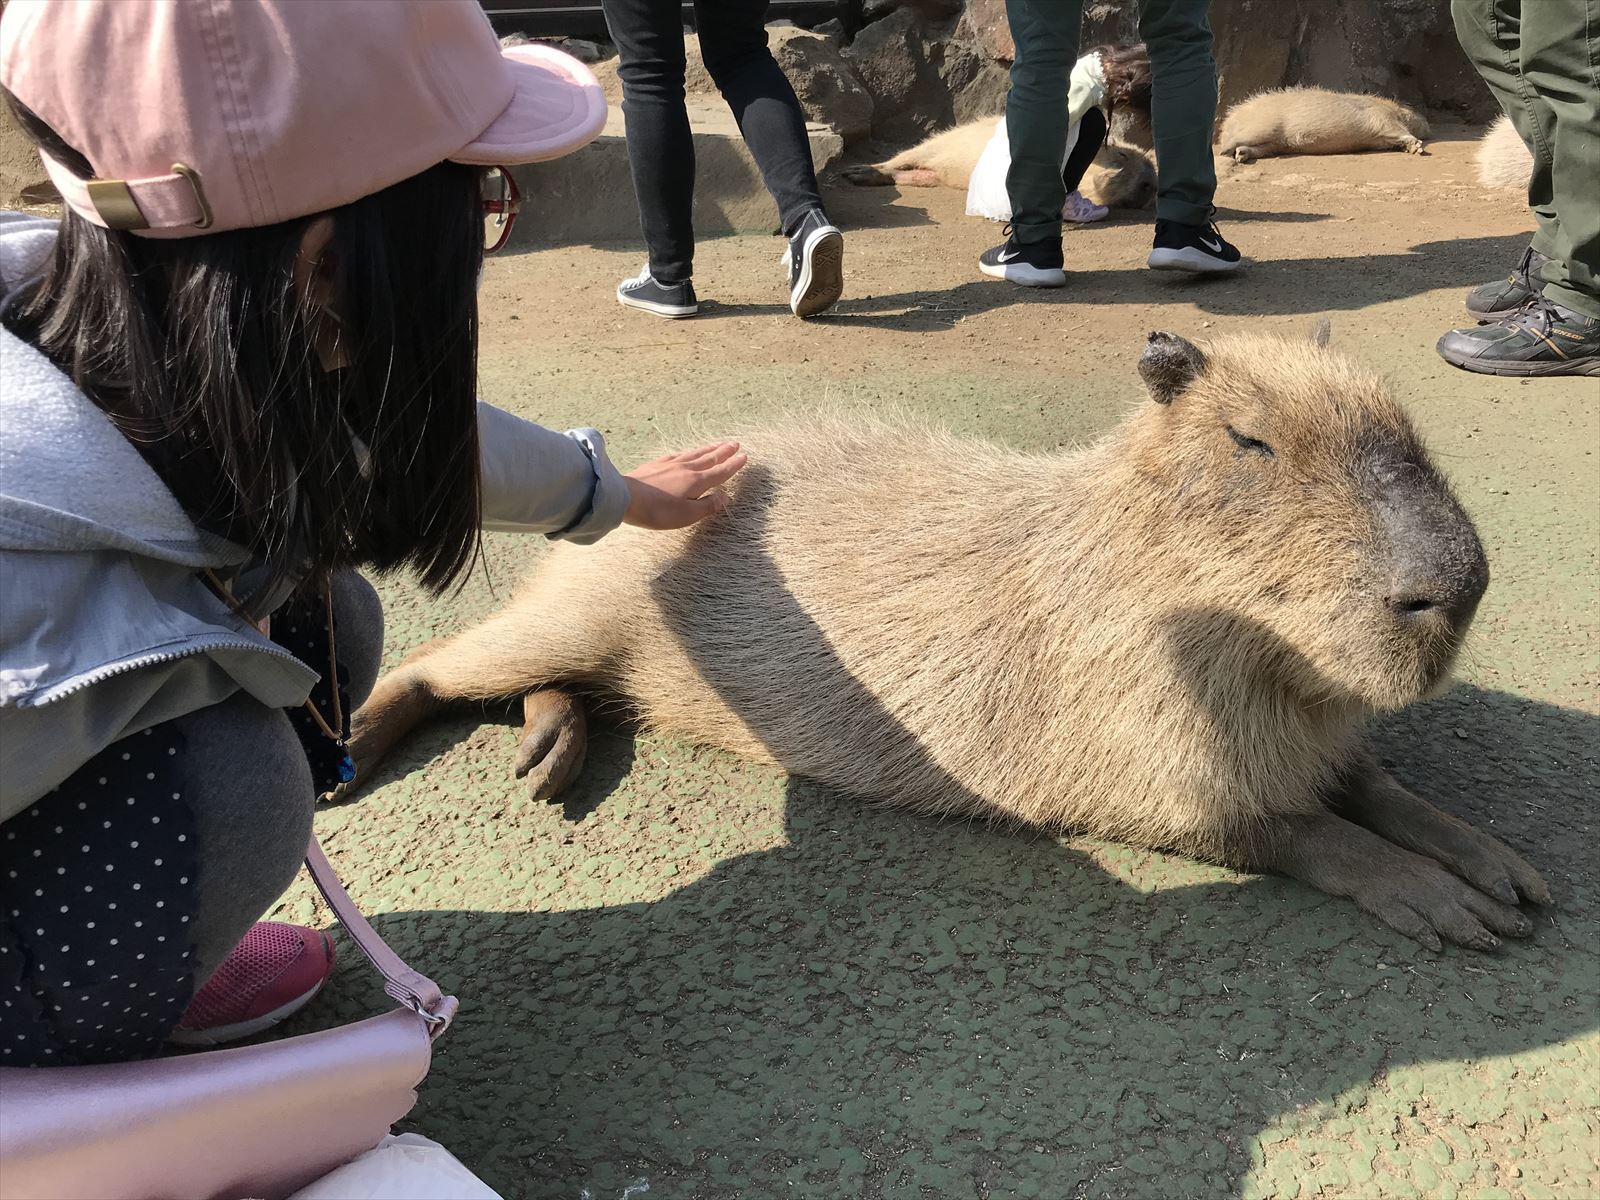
[304,838,459,1039]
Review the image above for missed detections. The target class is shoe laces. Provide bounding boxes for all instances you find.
[622,264,654,288]
[1509,245,1537,290]
[1507,292,1563,332]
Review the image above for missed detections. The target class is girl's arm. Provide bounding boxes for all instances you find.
[476,402,746,539]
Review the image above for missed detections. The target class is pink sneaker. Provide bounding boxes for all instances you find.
[1062,190,1109,224]
[170,922,335,1047]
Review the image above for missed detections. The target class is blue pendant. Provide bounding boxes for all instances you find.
[337,754,357,783]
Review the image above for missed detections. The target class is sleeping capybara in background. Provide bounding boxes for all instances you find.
[1219,87,1431,162]
[1475,114,1533,190]
[350,330,1548,951]
[842,120,1158,211]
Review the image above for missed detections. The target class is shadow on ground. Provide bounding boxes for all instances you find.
[304,677,1595,1200]
[751,234,1531,334]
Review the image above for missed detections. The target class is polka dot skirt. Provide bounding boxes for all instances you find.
[0,726,199,1066]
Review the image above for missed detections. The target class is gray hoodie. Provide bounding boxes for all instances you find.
[0,213,627,819]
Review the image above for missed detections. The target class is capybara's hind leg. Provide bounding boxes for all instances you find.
[1401,135,1426,155]
[515,689,588,802]
[1232,145,1261,164]
[890,167,943,187]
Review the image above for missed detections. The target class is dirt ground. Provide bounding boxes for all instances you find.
[273,123,1599,1200]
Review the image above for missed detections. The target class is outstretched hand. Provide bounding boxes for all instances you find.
[623,441,748,530]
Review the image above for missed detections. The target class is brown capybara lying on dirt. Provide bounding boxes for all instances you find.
[841,119,1158,211]
[1219,87,1431,162]
[350,330,1549,951]
[1475,114,1533,191]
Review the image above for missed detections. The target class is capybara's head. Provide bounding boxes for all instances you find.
[1086,141,1156,209]
[1125,328,1487,712]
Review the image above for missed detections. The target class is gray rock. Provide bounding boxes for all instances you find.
[769,26,876,147]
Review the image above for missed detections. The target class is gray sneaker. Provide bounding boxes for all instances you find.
[1464,245,1547,320]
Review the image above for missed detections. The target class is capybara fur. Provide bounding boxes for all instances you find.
[1475,114,1533,191]
[1218,87,1431,162]
[352,330,1549,950]
[841,118,1157,211]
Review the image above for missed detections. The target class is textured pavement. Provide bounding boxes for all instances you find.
[274,129,1598,1199]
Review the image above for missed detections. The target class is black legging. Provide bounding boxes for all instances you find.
[1062,106,1108,194]
[602,0,826,283]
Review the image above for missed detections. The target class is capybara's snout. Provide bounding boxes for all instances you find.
[1371,453,1489,637]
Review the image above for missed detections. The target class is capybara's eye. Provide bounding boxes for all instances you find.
[1226,425,1275,458]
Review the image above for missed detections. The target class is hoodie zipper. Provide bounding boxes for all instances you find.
[29,636,312,706]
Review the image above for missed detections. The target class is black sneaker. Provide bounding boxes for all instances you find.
[617,267,698,318]
[978,227,1066,287]
[1148,218,1242,274]
[787,209,844,318]
[1436,295,1600,377]
[1465,245,1548,320]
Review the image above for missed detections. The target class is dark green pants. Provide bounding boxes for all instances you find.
[1452,0,1600,318]
[1004,0,1218,244]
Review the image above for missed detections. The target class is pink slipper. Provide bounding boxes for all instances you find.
[170,922,335,1047]
[1062,190,1109,224]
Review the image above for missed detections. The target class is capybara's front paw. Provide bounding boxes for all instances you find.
[1421,821,1551,908]
[1404,137,1426,155]
[1352,861,1532,951]
[513,689,588,802]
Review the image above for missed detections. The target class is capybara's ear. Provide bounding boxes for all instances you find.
[1310,317,1332,348]
[1138,331,1207,404]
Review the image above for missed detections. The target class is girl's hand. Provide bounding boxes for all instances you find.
[623,441,748,530]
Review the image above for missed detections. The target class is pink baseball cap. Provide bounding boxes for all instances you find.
[0,0,607,238]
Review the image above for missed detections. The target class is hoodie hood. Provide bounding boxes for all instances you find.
[0,213,246,567]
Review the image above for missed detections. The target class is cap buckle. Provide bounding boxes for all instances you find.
[171,163,214,229]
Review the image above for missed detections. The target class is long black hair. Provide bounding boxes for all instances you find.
[1,90,484,597]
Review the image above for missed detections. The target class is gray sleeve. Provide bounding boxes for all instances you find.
[476,402,631,543]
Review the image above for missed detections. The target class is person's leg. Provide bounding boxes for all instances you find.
[601,0,696,285]
[692,0,843,317]
[1437,0,1599,375]
[1518,0,1600,319]
[192,571,384,981]
[1061,109,1111,223]
[0,698,312,1065]
[0,574,384,1065]
[1060,108,1108,192]
[1452,0,1556,316]
[1003,0,1083,246]
[693,0,824,236]
[1138,0,1218,227]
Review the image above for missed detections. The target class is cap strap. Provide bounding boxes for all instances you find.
[40,150,213,231]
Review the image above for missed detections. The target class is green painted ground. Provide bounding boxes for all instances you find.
[274,135,1598,1199]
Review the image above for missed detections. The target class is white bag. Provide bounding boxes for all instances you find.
[287,1134,502,1200]
[965,116,1086,223]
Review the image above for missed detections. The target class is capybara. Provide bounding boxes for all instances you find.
[841,120,1158,211]
[1475,114,1533,191]
[350,330,1549,950]
[1218,87,1431,162]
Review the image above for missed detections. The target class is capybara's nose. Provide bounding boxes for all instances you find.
[1385,551,1488,633]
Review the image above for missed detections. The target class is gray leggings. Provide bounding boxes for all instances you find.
[0,573,382,1063]
[187,571,383,979]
